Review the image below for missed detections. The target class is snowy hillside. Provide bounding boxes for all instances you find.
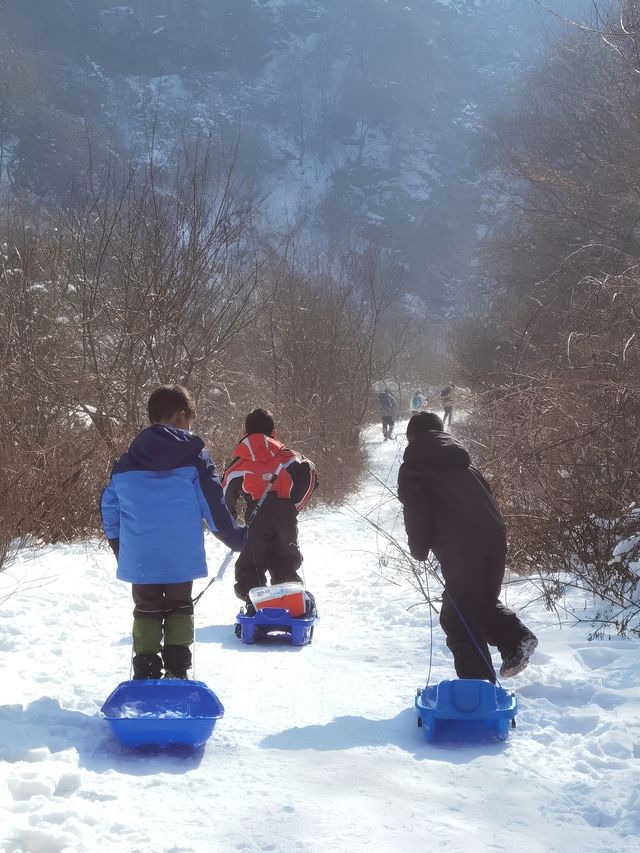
[0,0,592,308]
[1,423,639,852]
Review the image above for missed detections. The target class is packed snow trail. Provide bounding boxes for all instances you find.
[1,424,639,852]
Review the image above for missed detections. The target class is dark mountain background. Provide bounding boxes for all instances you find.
[0,0,590,312]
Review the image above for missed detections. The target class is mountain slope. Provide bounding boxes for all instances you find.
[0,0,592,308]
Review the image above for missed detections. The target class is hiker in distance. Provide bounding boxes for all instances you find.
[100,385,247,680]
[222,408,317,614]
[377,388,398,440]
[440,383,455,428]
[397,411,538,683]
[410,389,425,415]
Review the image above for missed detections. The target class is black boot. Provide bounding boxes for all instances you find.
[162,644,192,680]
[132,653,163,680]
[500,632,538,677]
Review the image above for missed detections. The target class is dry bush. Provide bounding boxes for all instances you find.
[0,145,412,573]
[454,257,640,636]
[198,241,413,505]
[447,2,640,635]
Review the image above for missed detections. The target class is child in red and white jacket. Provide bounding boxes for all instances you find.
[222,408,317,605]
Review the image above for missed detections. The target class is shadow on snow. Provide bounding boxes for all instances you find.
[260,708,509,763]
[196,623,306,652]
[0,697,205,775]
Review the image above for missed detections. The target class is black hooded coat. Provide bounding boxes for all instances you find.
[397,430,505,562]
[398,430,526,681]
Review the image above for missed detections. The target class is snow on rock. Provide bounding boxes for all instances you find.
[0,424,639,851]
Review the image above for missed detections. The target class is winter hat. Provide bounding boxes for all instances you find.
[245,408,275,436]
[406,411,444,440]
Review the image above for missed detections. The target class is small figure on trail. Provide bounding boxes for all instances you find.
[222,408,317,613]
[100,385,247,680]
[378,388,398,440]
[398,411,538,682]
[440,383,455,428]
[410,390,425,414]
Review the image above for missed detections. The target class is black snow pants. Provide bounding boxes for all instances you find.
[381,415,395,438]
[234,494,303,601]
[437,535,529,682]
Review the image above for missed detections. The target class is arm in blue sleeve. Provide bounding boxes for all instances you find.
[100,481,121,540]
[195,450,247,552]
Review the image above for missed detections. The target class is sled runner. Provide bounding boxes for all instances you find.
[101,679,224,749]
[415,678,517,744]
[235,606,317,645]
[234,583,318,645]
[235,607,317,645]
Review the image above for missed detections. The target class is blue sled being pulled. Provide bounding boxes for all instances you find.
[101,679,224,749]
[235,606,317,646]
[416,678,517,744]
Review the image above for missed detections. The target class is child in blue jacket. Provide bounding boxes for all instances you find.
[100,385,246,679]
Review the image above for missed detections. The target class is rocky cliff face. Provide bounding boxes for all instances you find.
[0,0,589,310]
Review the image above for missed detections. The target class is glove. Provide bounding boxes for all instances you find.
[108,538,120,559]
[410,545,429,561]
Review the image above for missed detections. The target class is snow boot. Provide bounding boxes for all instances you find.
[162,643,192,677]
[164,670,189,680]
[132,652,163,680]
[500,632,538,677]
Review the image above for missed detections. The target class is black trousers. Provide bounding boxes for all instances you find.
[234,496,303,600]
[442,405,453,427]
[381,415,395,437]
[437,536,529,682]
[132,582,194,620]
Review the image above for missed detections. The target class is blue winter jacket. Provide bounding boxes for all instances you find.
[100,425,246,584]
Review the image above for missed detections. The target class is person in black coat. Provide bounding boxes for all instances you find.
[398,412,537,682]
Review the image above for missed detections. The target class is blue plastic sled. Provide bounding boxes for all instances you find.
[101,679,224,749]
[235,607,317,646]
[415,679,517,744]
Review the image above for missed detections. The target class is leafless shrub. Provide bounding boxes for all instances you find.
[0,136,413,576]
[446,1,640,636]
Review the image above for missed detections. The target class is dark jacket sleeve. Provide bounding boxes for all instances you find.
[398,463,432,560]
[470,466,493,494]
[224,475,243,520]
[288,458,318,511]
[194,450,247,552]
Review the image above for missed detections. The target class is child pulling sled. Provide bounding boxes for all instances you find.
[222,409,317,617]
[100,385,246,680]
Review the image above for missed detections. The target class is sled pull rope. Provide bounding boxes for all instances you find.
[247,464,284,526]
[192,550,234,606]
[424,561,434,689]
[417,558,501,686]
[247,464,287,589]
[193,464,285,607]
[442,580,502,687]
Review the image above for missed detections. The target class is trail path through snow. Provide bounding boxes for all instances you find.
[1,423,639,852]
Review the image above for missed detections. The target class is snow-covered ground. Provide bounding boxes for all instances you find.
[1,423,639,853]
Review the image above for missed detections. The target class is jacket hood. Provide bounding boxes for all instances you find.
[233,433,293,464]
[402,430,470,470]
[128,425,204,471]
